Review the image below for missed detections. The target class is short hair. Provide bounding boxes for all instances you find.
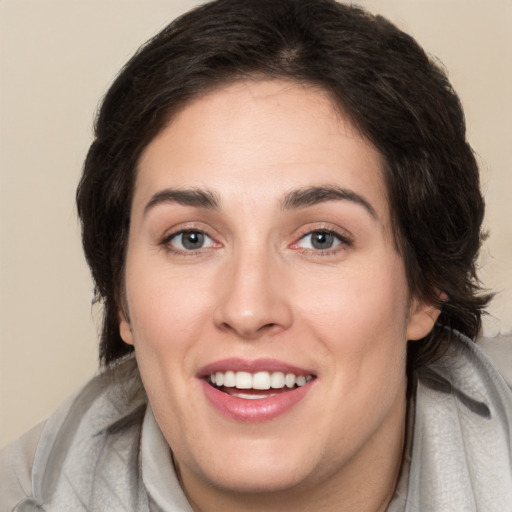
[76,0,490,369]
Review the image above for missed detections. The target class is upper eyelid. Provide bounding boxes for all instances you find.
[164,229,218,249]
[288,227,354,256]
[297,230,351,247]
[294,224,353,242]
[162,229,219,255]
[158,222,353,247]
[163,227,207,240]
[301,227,351,239]
[161,223,215,242]
[301,230,349,242]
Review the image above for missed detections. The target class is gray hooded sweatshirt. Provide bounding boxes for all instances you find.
[1,333,512,511]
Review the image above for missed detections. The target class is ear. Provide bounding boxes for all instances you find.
[406,298,442,341]
[119,308,135,346]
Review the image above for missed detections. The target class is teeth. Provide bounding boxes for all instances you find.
[223,371,236,387]
[253,371,270,390]
[285,373,295,388]
[232,392,278,400]
[296,375,307,386]
[235,371,252,389]
[209,371,313,390]
[270,372,285,388]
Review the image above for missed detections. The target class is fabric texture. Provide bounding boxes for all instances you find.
[1,333,511,511]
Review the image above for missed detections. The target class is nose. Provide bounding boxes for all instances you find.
[213,248,293,339]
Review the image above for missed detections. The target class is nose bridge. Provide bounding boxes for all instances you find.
[214,242,292,338]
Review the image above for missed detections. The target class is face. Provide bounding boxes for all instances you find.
[120,80,436,503]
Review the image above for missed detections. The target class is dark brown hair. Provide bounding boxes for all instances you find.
[76,0,490,368]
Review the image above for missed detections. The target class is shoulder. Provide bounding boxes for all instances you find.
[0,421,46,510]
[0,356,147,511]
[476,333,512,388]
[407,332,512,510]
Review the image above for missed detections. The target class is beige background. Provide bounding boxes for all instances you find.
[1,0,511,446]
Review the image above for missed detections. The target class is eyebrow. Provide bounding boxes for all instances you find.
[143,184,377,219]
[144,188,220,215]
[281,185,378,219]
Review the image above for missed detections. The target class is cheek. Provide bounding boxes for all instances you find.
[295,257,410,381]
[124,266,209,413]
[125,255,212,351]
[298,259,410,335]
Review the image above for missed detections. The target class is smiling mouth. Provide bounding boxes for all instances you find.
[208,371,315,399]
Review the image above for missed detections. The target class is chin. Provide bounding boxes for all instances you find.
[179,437,322,495]
[197,464,311,495]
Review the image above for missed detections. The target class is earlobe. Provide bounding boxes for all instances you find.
[119,309,135,345]
[406,299,441,341]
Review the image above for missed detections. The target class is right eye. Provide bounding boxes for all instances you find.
[166,230,216,252]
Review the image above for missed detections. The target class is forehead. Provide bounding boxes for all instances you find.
[135,80,389,223]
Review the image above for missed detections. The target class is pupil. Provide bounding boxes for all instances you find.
[182,231,204,249]
[312,232,333,249]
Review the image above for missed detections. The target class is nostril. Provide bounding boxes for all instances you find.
[212,287,293,338]
[258,322,282,335]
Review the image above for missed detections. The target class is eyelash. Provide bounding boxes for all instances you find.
[160,226,352,257]
[161,228,217,256]
[292,228,352,256]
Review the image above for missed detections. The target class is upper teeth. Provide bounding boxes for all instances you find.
[209,371,312,390]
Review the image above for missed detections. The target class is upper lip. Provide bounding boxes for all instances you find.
[197,358,315,378]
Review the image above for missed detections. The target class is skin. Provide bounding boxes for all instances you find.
[119,80,439,511]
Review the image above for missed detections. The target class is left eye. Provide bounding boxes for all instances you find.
[297,231,343,251]
[167,230,215,251]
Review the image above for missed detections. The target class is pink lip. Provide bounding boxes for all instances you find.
[198,358,314,377]
[200,380,313,422]
[197,358,316,423]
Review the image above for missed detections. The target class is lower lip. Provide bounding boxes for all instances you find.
[200,380,313,422]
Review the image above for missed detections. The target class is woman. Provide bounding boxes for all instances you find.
[1,0,511,510]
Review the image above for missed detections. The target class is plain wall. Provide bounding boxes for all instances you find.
[1,0,511,446]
